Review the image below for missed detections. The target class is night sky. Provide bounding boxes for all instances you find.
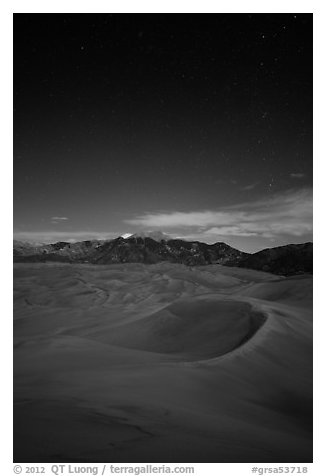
[14,13,312,252]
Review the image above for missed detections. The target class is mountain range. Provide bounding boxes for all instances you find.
[13,232,313,276]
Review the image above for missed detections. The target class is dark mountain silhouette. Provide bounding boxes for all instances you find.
[13,239,104,263]
[234,242,313,276]
[13,234,313,276]
[13,236,247,265]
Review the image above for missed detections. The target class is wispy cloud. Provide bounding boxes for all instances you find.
[290,173,305,179]
[204,226,258,237]
[50,216,69,224]
[125,188,312,240]
[241,182,260,191]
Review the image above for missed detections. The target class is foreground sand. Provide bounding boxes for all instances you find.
[13,263,312,462]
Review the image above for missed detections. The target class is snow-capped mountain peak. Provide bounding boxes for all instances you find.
[128,231,172,241]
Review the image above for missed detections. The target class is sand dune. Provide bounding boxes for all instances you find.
[14,263,312,462]
[102,298,266,360]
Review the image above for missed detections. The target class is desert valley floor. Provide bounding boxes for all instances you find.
[13,262,312,462]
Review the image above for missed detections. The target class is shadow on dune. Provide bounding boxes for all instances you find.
[102,298,267,360]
